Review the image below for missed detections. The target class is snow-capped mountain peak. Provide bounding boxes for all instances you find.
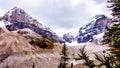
[0,7,64,43]
[2,7,43,27]
[77,14,112,43]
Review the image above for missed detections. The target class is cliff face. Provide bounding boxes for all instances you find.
[0,7,64,43]
[77,15,112,43]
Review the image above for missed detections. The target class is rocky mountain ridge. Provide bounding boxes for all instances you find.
[0,7,64,43]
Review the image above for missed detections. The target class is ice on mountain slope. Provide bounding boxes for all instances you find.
[93,33,104,40]
[66,41,91,46]
[0,21,5,28]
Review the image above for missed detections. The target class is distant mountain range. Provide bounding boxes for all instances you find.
[0,7,113,44]
[0,7,64,43]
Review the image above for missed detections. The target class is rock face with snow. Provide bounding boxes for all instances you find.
[77,15,112,43]
[14,28,43,39]
[0,7,64,43]
[63,32,75,43]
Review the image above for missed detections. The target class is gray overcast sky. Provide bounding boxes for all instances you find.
[0,0,112,36]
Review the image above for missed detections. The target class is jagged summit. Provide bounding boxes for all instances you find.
[77,14,112,43]
[1,7,52,31]
[1,7,42,26]
[94,14,107,19]
[0,7,64,43]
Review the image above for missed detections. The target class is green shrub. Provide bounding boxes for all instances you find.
[29,38,54,49]
[58,43,69,68]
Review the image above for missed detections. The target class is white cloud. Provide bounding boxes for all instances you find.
[87,1,104,14]
[0,21,5,28]
[70,0,83,6]
[19,0,44,8]
[0,9,5,16]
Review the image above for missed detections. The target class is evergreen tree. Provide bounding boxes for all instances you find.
[107,0,120,22]
[102,0,120,67]
[74,45,95,68]
[102,24,120,46]
[58,43,69,68]
[32,63,35,68]
[94,53,114,68]
[103,24,120,68]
